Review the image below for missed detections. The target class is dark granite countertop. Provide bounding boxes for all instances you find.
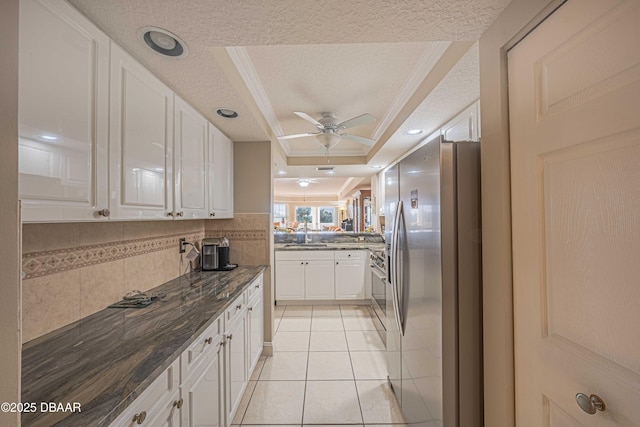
[21,265,267,427]
[274,242,385,251]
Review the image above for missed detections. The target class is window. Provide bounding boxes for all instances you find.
[295,206,313,224]
[319,207,335,228]
[273,203,287,225]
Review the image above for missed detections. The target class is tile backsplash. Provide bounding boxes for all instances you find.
[21,215,272,343]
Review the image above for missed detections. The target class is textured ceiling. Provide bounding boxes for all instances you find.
[66,0,510,199]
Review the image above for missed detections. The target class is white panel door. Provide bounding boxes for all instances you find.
[508,0,640,425]
[181,343,223,427]
[18,0,109,222]
[226,314,247,423]
[174,96,207,219]
[305,260,335,300]
[207,124,234,219]
[335,261,365,299]
[275,260,305,300]
[109,43,174,220]
[248,291,264,374]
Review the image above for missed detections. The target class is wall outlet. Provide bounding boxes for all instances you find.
[179,238,186,253]
[358,236,365,242]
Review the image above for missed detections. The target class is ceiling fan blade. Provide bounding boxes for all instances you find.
[277,132,320,140]
[339,133,376,146]
[337,113,375,130]
[294,111,322,127]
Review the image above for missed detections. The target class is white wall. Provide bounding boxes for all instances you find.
[0,0,21,424]
[478,0,564,425]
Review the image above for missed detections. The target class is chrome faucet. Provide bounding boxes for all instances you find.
[304,221,311,243]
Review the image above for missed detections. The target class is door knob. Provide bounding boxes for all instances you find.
[575,393,605,414]
[97,208,110,217]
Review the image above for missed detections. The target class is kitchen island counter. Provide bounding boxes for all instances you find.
[21,265,267,427]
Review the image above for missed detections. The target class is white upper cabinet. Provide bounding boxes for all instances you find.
[174,96,208,219]
[207,124,234,219]
[109,43,174,220]
[18,0,110,222]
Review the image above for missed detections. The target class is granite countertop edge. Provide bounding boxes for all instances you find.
[274,243,385,251]
[21,265,267,427]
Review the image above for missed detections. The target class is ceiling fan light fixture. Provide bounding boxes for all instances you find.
[298,180,310,188]
[316,133,341,149]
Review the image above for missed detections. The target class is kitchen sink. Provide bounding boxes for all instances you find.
[283,243,328,248]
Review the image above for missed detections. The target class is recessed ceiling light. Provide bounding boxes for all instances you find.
[216,108,238,118]
[404,129,423,136]
[137,27,188,59]
[40,134,58,141]
[277,170,288,175]
[370,165,383,169]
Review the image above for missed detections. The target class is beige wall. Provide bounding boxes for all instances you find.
[478,0,564,425]
[0,0,21,424]
[21,221,205,342]
[211,140,275,353]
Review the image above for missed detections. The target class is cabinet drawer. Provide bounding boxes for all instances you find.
[181,315,223,383]
[335,250,364,261]
[226,293,247,325]
[275,250,334,261]
[110,358,179,426]
[246,274,263,301]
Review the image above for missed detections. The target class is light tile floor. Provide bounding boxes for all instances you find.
[232,305,408,427]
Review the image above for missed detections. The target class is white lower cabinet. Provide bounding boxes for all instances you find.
[110,359,181,426]
[276,250,368,301]
[334,251,365,299]
[247,277,264,374]
[110,273,263,427]
[225,293,247,422]
[275,251,335,301]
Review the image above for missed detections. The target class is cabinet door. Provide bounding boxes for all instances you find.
[174,96,207,219]
[109,43,174,220]
[275,260,305,300]
[305,260,335,300]
[19,0,109,222]
[207,124,233,219]
[248,290,264,374]
[226,313,247,423]
[335,260,365,299]
[181,342,224,427]
[109,359,180,427]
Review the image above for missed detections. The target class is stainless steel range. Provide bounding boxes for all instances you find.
[369,249,387,345]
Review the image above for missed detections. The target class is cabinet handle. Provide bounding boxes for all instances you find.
[305,262,308,265]
[210,212,216,217]
[173,398,184,409]
[132,411,147,424]
[236,304,242,310]
[300,262,304,265]
[348,254,351,257]
[166,211,175,217]
[204,337,213,345]
[248,307,253,311]
[255,284,260,289]
[97,208,110,217]
[227,334,233,340]
[176,211,184,217]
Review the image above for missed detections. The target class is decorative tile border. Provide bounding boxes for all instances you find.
[205,229,268,241]
[22,232,204,280]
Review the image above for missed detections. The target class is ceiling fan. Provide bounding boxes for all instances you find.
[278,111,376,150]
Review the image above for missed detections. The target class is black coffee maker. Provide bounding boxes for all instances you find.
[201,237,237,271]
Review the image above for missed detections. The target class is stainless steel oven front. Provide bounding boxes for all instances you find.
[369,250,387,346]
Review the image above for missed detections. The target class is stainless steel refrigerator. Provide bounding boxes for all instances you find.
[385,135,482,426]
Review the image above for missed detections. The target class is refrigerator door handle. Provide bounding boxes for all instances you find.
[397,200,407,335]
[391,201,403,333]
